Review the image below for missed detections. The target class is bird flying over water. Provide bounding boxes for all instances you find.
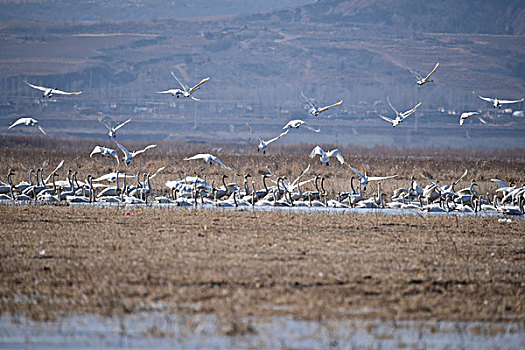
[115,142,157,164]
[99,118,131,139]
[25,81,82,98]
[472,91,524,109]
[377,97,421,127]
[8,117,46,134]
[282,119,320,133]
[90,146,119,164]
[92,171,135,183]
[346,164,398,188]
[43,160,64,185]
[459,112,486,126]
[301,92,342,116]
[406,62,439,86]
[157,72,209,101]
[309,146,344,166]
[246,122,289,154]
[184,153,232,170]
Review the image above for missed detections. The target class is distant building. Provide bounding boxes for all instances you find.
[134,106,148,113]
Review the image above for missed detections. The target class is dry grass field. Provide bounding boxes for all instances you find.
[0,206,524,327]
[0,138,524,329]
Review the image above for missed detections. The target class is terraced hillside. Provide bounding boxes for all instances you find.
[0,0,524,148]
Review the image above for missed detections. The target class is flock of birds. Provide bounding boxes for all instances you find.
[2,65,524,216]
[1,160,524,216]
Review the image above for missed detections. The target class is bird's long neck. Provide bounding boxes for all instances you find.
[123,175,127,195]
[222,175,227,188]
[74,173,80,190]
[193,178,198,200]
[88,176,93,202]
[244,176,249,194]
[7,172,13,186]
[263,175,269,193]
[67,170,72,188]
[29,169,34,186]
[321,177,326,195]
[350,177,356,194]
[35,169,41,186]
[71,172,77,191]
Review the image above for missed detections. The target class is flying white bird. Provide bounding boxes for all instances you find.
[245,122,289,154]
[25,81,82,98]
[377,97,421,127]
[472,91,524,109]
[346,164,398,188]
[282,119,320,133]
[90,146,119,164]
[8,117,46,134]
[99,118,131,138]
[407,62,439,86]
[115,142,157,164]
[183,153,232,170]
[149,166,166,180]
[459,112,486,126]
[43,160,64,185]
[309,146,344,166]
[92,171,135,183]
[301,92,342,116]
[157,72,209,101]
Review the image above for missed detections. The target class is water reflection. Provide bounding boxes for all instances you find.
[1,312,523,349]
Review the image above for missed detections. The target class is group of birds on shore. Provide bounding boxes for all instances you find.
[0,162,523,216]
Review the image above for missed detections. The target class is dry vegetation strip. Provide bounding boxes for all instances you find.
[1,205,523,324]
[1,138,524,201]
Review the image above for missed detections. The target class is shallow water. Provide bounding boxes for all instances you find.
[1,312,523,349]
[3,200,522,220]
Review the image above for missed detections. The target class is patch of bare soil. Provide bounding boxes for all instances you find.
[1,205,523,325]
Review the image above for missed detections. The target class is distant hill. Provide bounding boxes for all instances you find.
[299,0,525,35]
[0,0,314,22]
